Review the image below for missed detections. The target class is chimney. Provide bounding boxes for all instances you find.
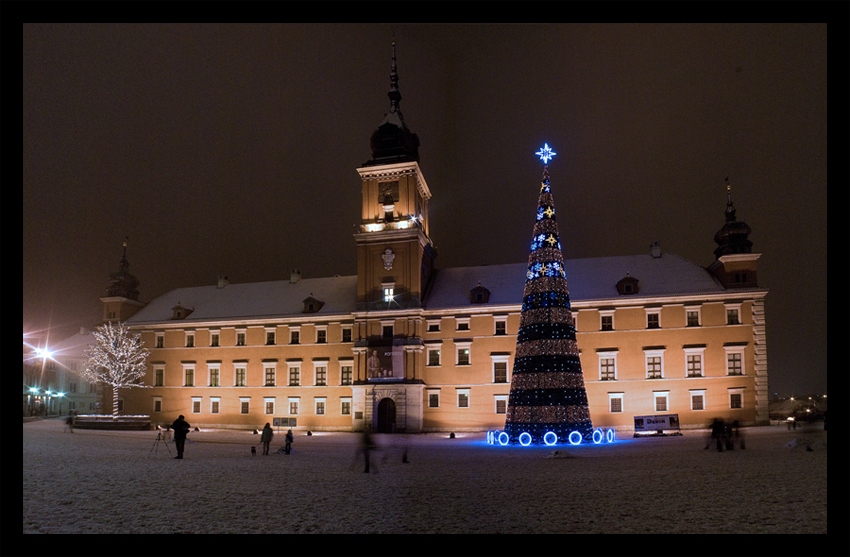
[650,242,662,258]
[217,275,229,289]
[291,269,301,283]
[80,327,89,335]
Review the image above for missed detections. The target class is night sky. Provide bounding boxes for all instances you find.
[22,22,830,396]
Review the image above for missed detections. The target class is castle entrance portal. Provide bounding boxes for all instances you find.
[376,398,397,433]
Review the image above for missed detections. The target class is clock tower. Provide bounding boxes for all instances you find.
[354,39,436,312]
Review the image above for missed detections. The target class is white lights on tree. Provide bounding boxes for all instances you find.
[81,321,151,417]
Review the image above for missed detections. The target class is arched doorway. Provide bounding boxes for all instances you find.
[376,398,396,433]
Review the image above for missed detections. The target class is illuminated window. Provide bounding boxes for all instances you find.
[457,389,470,408]
[264,365,276,387]
[644,348,665,379]
[234,366,246,387]
[210,397,220,414]
[609,393,624,413]
[690,390,705,411]
[191,397,201,414]
[654,392,669,412]
[340,364,353,386]
[427,347,441,366]
[289,365,301,386]
[598,350,618,381]
[264,397,275,415]
[209,366,220,387]
[726,352,743,375]
[456,342,471,366]
[289,398,300,415]
[315,364,327,386]
[382,283,395,303]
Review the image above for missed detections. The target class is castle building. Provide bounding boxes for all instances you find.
[110,45,768,432]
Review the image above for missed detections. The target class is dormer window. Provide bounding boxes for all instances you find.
[171,302,193,320]
[469,283,490,304]
[616,273,639,295]
[303,296,325,314]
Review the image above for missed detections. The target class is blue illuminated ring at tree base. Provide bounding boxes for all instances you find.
[518,432,532,446]
[497,431,510,446]
[568,431,582,445]
[543,431,558,445]
[592,429,604,444]
[606,429,616,443]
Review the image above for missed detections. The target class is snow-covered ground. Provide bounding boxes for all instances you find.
[23,418,828,536]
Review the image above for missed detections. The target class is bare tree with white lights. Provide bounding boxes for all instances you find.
[81,321,150,416]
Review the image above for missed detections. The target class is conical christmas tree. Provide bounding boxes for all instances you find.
[504,144,594,444]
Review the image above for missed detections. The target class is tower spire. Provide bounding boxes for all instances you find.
[388,35,402,118]
[714,176,752,258]
[503,144,594,444]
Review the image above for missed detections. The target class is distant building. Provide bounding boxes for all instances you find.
[104,44,768,432]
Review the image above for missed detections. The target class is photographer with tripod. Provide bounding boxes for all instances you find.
[171,415,191,459]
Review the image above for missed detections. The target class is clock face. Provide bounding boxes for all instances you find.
[379,181,399,203]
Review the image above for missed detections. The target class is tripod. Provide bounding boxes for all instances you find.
[149,431,173,457]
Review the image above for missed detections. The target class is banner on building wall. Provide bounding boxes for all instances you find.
[366,339,404,381]
[633,414,680,433]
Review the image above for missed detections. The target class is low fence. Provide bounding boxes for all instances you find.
[73,415,152,431]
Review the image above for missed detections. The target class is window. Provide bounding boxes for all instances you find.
[687,354,703,377]
[153,397,162,413]
[726,305,741,325]
[266,329,276,345]
[315,398,326,415]
[289,366,301,386]
[184,367,195,387]
[646,310,660,329]
[686,308,700,327]
[264,365,276,387]
[235,366,246,387]
[315,364,327,386]
[69,382,77,393]
[427,347,441,366]
[457,389,470,408]
[341,397,352,415]
[340,364,353,386]
[342,327,352,343]
[644,349,665,379]
[383,285,394,303]
[495,319,507,336]
[210,398,220,414]
[609,393,624,413]
[600,312,614,331]
[240,398,250,414]
[495,395,508,414]
[316,328,327,344]
[192,397,202,414]
[236,331,246,346]
[264,398,275,415]
[729,389,743,409]
[289,398,300,415]
[492,354,509,383]
[185,333,194,348]
[690,390,705,411]
[654,392,669,412]
[726,352,743,376]
[155,333,164,348]
[456,318,470,331]
[382,324,394,339]
[598,350,618,381]
[154,367,164,387]
[209,366,220,387]
[428,391,440,408]
[290,328,300,344]
[210,332,220,347]
[456,342,471,366]
[427,320,441,332]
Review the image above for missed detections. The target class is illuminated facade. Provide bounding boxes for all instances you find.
[111,45,768,432]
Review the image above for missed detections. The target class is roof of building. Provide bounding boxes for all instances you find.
[123,252,766,326]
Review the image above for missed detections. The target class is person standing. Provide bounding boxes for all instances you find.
[260,423,274,456]
[171,414,190,459]
[284,429,294,454]
[361,428,376,473]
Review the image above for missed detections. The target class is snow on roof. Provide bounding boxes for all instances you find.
[125,253,749,325]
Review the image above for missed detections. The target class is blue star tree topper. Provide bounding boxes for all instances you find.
[535,143,557,164]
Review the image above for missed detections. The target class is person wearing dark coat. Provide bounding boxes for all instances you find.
[260,423,274,455]
[171,415,191,459]
[284,429,294,454]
